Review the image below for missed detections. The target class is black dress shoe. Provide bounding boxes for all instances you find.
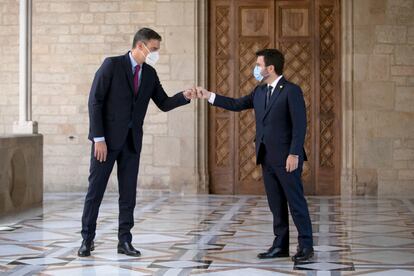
[117,241,141,257]
[292,247,314,262]
[257,247,289,259]
[77,240,95,257]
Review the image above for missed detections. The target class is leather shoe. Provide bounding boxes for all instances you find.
[117,241,141,257]
[257,247,289,259]
[292,247,314,262]
[77,240,94,257]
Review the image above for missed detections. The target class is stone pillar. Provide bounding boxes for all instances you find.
[340,0,356,196]
[195,0,209,193]
[13,0,37,134]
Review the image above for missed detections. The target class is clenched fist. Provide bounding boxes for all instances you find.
[196,87,211,99]
[183,87,197,100]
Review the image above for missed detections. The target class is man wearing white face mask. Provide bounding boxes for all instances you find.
[78,28,197,257]
[197,49,313,262]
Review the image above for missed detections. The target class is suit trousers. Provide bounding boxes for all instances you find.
[81,129,140,243]
[259,144,313,249]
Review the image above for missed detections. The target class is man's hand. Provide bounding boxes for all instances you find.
[94,141,107,163]
[286,154,299,173]
[183,87,197,100]
[196,86,211,99]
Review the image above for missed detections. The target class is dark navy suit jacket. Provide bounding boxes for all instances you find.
[213,77,307,166]
[88,52,189,153]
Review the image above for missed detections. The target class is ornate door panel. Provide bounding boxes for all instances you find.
[208,0,341,195]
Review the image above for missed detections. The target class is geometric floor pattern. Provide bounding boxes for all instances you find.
[1,193,414,275]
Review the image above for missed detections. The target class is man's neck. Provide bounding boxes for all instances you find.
[265,74,278,85]
[131,49,144,65]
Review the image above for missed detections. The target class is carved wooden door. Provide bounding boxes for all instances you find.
[208,0,341,195]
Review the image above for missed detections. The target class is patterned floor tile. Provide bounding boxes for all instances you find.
[0,244,42,257]
[349,235,414,247]
[42,265,152,276]
[349,250,414,264]
[150,260,211,269]
[9,257,72,265]
[195,268,297,275]
[294,261,354,271]
[314,245,350,252]
[0,193,414,275]
[352,269,414,275]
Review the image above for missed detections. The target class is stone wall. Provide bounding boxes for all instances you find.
[352,0,414,195]
[1,0,413,196]
[0,0,198,193]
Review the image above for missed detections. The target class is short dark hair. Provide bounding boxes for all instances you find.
[255,49,284,75]
[132,28,162,48]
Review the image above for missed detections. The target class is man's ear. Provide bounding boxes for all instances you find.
[135,41,144,50]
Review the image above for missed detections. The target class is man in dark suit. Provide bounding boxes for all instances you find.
[197,49,314,262]
[78,28,196,257]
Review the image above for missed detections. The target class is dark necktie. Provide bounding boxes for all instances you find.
[265,85,273,109]
[133,64,140,96]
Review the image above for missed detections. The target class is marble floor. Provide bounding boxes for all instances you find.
[1,193,414,275]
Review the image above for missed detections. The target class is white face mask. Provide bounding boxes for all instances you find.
[143,43,159,66]
[253,65,269,82]
[253,65,264,81]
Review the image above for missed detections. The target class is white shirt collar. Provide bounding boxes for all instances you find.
[268,75,283,91]
[129,51,138,72]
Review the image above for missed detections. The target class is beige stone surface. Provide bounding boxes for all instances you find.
[355,138,393,168]
[154,136,181,167]
[353,54,369,81]
[391,66,414,76]
[350,0,414,195]
[393,149,414,161]
[0,0,412,196]
[0,0,198,193]
[395,86,414,112]
[375,25,407,44]
[353,0,386,26]
[354,82,394,110]
[354,26,376,54]
[0,135,43,216]
[355,168,378,195]
[374,111,414,138]
[398,170,414,180]
[378,180,414,196]
[368,55,390,80]
[377,169,398,180]
[395,45,414,65]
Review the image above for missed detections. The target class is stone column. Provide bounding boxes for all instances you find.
[195,0,209,193]
[340,0,356,196]
[13,0,37,134]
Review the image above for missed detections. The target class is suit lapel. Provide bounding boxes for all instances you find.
[262,77,286,121]
[257,85,267,119]
[123,52,135,94]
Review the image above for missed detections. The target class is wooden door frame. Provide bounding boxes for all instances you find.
[195,0,356,196]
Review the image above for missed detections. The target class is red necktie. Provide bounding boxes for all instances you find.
[133,64,140,96]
